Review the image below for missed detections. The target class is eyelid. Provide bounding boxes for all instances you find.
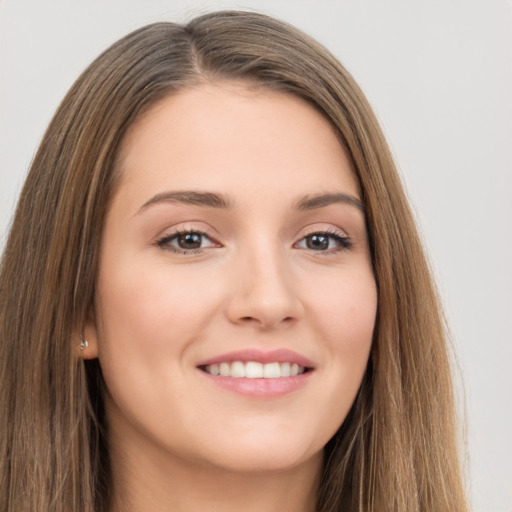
[154,221,220,243]
[299,225,348,238]
[293,225,353,253]
[296,224,350,243]
[155,225,222,254]
[153,222,353,256]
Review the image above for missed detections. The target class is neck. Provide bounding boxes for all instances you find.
[108,444,322,512]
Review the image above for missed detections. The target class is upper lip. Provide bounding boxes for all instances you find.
[196,348,315,369]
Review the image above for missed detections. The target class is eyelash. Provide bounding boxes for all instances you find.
[156,228,352,255]
[296,227,353,253]
[156,229,218,255]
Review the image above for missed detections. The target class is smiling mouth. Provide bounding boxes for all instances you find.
[200,361,310,379]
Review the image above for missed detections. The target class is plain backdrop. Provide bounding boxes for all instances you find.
[0,1,510,511]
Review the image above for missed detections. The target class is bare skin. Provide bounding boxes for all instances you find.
[108,425,321,511]
[84,82,376,511]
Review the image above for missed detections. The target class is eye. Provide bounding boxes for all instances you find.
[295,230,352,252]
[157,230,218,254]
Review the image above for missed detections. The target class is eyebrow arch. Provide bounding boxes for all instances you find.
[137,190,364,216]
[137,191,233,214]
[295,193,365,212]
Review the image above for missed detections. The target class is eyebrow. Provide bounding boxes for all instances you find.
[294,192,365,212]
[137,191,233,214]
[136,190,364,215]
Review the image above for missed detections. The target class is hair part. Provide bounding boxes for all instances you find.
[0,11,467,511]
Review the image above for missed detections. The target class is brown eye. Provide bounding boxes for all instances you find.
[177,232,202,249]
[305,234,329,250]
[157,230,218,254]
[295,231,352,252]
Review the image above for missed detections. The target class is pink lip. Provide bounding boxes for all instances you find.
[199,371,312,398]
[196,348,314,368]
[196,349,315,399]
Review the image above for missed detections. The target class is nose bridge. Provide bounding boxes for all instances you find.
[226,233,303,328]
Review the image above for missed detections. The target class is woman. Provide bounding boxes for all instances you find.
[0,10,467,512]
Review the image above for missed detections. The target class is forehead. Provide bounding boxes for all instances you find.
[114,81,360,210]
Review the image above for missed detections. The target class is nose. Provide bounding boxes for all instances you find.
[225,243,304,330]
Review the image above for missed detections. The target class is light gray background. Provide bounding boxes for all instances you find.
[1,1,510,510]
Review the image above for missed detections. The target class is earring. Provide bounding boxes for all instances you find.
[80,338,89,351]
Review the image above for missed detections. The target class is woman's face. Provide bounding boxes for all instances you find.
[86,82,377,475]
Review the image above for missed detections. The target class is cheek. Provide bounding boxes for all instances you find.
[308,266,377,347]
[289,266,376,448]
[306,264,376,418]
[93,260,223,429]
[96,259,218,350]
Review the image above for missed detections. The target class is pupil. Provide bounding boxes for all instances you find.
[307,234,328,250]
[178,233,202,249]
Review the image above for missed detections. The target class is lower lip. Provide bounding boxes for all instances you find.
[199,370,312,398]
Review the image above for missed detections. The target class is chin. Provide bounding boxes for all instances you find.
[206,449,322,475]
[191,429,325,474]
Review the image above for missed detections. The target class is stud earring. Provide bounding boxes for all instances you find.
[80,338,88,351]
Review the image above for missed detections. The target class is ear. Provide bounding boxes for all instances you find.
[79,308,100,359]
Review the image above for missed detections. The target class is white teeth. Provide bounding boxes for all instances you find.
[209,363,220,376]
[231,361,246,378]
[204,361,307,378]
[219,362,230,377]
[245,361,263,378]
[263,362,280,378]
[280,362,291,377]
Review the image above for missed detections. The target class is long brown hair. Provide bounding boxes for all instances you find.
[0,11,467,511]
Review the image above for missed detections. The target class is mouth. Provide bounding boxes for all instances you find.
[199,361,310,379]
[195,349,314,397]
